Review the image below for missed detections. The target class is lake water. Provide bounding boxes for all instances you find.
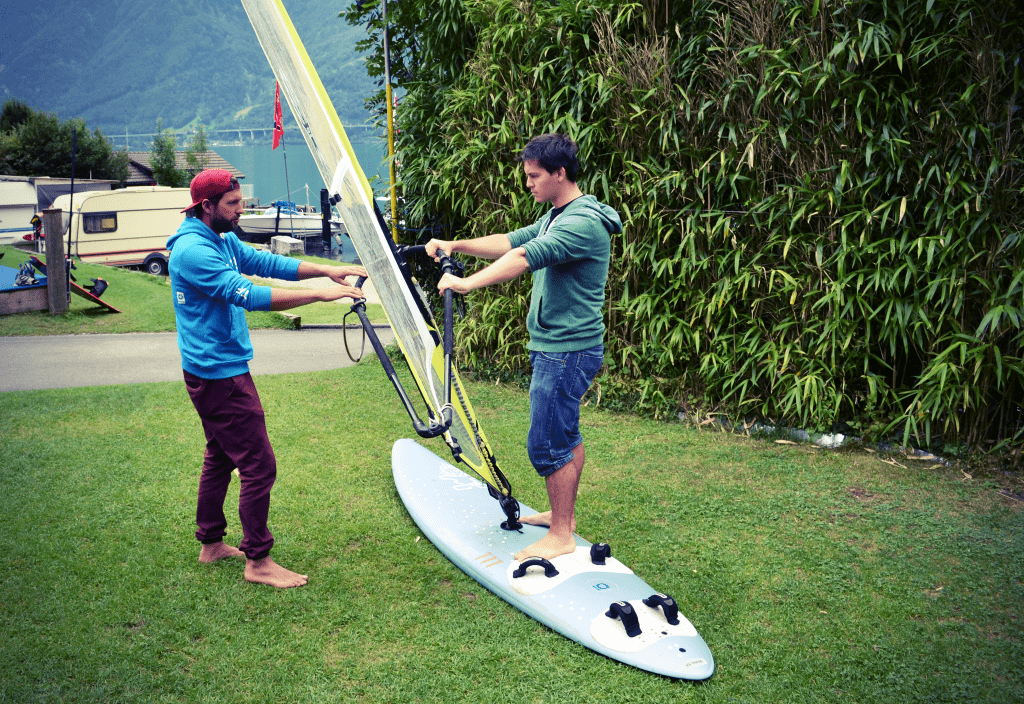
[215,135,390,208]
[212,136,390,263]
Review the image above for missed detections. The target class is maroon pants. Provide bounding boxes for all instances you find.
[184,371,276,560]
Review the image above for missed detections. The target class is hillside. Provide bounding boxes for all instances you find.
[0,0,376,137]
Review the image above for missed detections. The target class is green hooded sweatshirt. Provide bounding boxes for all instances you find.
[507,194,622,352]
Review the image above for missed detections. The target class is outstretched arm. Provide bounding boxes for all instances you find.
[270,261,369,310]
[425,234,512,261]
[270,284,364,311]
[296,261,367,283]
[437,247,529,295]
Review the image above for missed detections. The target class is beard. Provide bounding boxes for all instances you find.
[209,214,236,234]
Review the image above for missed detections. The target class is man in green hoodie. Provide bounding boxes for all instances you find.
[428,133,622,563]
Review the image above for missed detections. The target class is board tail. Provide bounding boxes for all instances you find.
[239,0,517,509]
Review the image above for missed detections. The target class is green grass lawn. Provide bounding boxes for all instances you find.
[1,360,1021,703]
[0,245,384,336]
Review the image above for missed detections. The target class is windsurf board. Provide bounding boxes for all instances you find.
[393,438,715,680]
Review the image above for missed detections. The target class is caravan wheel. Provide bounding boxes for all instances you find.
[144,257,167,276]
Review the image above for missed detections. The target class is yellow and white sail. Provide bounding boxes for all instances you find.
[240,0,509,496]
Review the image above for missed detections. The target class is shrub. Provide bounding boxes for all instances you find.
[348,0,1024,453]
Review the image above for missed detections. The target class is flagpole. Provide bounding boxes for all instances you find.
[272,82,295,239]
[65,127,78,301]
[281,137,295,238]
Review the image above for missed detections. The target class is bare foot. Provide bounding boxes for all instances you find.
[244,556,308,588]
[198,541,245,563]
[520,511,552,527]
[519,511,578,533]
[513,532,578,563]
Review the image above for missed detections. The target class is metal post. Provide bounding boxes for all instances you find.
[66,128,77,258]
[281,137,295,237]
[320,188,331,251]
[384,0,399,241]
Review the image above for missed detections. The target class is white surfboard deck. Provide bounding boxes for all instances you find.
[393,439,715,680]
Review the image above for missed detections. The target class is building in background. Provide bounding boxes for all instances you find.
[125,151,245,187]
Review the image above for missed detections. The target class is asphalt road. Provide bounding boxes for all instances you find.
[0,326,394,393]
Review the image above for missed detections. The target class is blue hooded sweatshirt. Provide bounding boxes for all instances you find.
[167,218,301,379]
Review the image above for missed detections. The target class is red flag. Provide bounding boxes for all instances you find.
[272,82,284,150]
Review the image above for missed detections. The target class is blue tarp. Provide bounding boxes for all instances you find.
[0,262,46,291]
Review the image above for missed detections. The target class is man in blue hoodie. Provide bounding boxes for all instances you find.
[168,169,366,588]
[427,133,622,563]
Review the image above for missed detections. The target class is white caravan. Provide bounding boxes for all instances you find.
[0,175,115,246]
[49,186,190,275]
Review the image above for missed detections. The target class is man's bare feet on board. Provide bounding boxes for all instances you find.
[519,511,577,533]
[513,532,577,563]
[520,511,552,527]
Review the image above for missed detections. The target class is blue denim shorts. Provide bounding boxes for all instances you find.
[527,344,604,477]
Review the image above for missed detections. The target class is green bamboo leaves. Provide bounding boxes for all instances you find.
[347,0,1023,453]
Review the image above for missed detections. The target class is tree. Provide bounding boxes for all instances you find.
[345,0,1024,452]
[0,99,33,133]
[150,119,187,187]
[0,131,20,175]
[185,124,210,174]
[0,100,128,185]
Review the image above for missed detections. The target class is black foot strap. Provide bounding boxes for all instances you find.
[605,601,642,638]
[512,557,559,579]
[643,593,680,625]
[590,542,612,565]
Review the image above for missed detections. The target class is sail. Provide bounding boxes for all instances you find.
[240,0,510,496]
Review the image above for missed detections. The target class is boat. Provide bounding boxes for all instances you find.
[236,199,343,239]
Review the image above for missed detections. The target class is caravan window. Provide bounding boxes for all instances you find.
[83,212,117,233]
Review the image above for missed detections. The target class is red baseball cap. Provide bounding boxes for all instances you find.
[182,169,237,212]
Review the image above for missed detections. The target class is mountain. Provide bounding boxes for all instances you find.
[0,0,378,138]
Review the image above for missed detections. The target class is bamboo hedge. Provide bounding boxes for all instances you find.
[347,0,1024,455]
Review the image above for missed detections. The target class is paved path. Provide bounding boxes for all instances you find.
[0,274,389,393]
[0,326,393,392]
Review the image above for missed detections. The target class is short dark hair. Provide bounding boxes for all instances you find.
[187,177,241,218]
[517,133,580,182]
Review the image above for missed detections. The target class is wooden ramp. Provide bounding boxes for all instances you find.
[68,279,121,313]
[29,256,122,313]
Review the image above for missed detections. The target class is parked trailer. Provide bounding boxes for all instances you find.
[49,187,190,275]
[1,175,115,246]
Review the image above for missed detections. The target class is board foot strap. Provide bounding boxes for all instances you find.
[642,593,681,626]
[512,557,559,579]
[605,601,643,638]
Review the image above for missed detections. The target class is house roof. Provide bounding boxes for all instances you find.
[126,151,245,186]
